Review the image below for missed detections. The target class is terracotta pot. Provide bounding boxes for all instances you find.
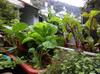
[20,63,38,74]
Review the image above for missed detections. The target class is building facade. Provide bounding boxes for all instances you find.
[8,0,39,25]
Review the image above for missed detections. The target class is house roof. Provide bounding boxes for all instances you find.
[8,0,24,8]
[8,0,39,9]
[19,0,39,9]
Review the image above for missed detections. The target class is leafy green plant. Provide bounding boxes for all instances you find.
[23,22,58,49]
[62,13,83,48]
[48,15,65,46]
[28,48,41,68]
[0,54,23,70]
[45,49,100,74]
[1,22,28,53]
[48,11,100,52]
[48,11,85,48]
[82,10,100,52]
[0,61,16,69]
[82,10,100,32]
[0,0,19,29]
[22,22,58,68]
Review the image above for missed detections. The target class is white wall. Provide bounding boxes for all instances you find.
[33,17,39,24]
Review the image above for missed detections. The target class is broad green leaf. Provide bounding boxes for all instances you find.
[45,35,57,41]
[86,36,94,43]
[33,22,47,34]
[16,32,25,41]
[22,37,34,44]
[3,28,13,35]
[48,16,62,24]
[63,13,72,24]
[42,40,57,48]
[33,22,58,36]
[47,24,58,35]
[28,48,35,53]
[86,36,94,48]
[90,71,96,74]
[12,22,28,32]
[82,12,89,17]
[90,10,100,17]
[31,32,44,43]
[95,68,100,73]
[86,19,91,29]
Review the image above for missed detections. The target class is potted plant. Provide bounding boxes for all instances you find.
[22,22,58,68]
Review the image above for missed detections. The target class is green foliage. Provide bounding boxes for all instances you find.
[0,54,23,70]
[89,10,100,18]
[82,10,100,51]
[0,0,19,28]
[22,22,58,68]
[82,10,100,29]
[63,13,83,40]
[82,10,100,18]
[47,14,65,46]
[0,61,16,69]
[23,22,58,49]
[28,48,41,68]
[3,22,28,45]
[48,13,83,47]
[48,16,62,25]
[86,36,94,47]
[12,23,28,33]
[45,50,100,74]
[48,10,100,52]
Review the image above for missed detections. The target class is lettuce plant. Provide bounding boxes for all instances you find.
[22,22,58,68]
[23,22,58,49]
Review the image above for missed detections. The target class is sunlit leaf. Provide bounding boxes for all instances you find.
[82,12,89,17]
[12,22,28,32]
[86,19,91,29]
[90,10,100,17]
[42,40,57,48]
[22,37,34,44]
